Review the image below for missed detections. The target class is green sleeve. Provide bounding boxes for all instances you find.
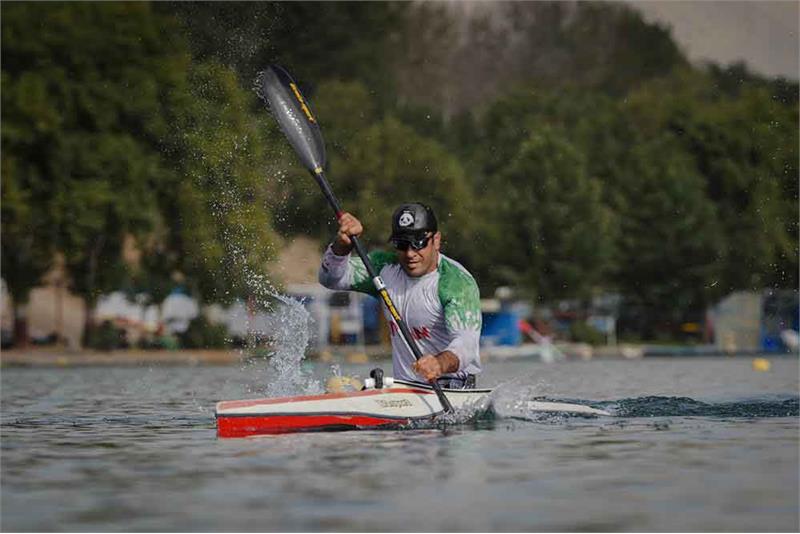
[437,258,482,331]
[348,250,399,297]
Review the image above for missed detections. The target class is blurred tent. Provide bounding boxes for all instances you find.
[710,290,799,353]
[161,289,200,335]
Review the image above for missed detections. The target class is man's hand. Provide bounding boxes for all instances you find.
[412,352,459,383]
[332,212,363,256]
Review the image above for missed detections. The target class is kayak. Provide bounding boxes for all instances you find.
[216,377,610,437]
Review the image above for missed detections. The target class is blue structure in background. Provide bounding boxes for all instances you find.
[361,296,382,345]
[760,290,799,352]
[481,311,521,346]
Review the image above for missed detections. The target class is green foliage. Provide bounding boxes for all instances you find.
[482,125,616,301]
[625,68,799,293]
[613,135,725,323]
[179,315,229,349]
[562,2,688,95]
[84,320,127,351]
[161,2,405,107]
[569,321,607,346]
[471,65,796,331]
[1,3,280,316]
[333,116,477,266]
[0,154,53,304]
[390,1,688,115]
[169,61,280,304]
[2,2,183,306]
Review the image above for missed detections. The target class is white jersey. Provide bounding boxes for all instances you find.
[319,246,482,382]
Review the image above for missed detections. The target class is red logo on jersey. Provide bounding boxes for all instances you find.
[389,322,431,340]
[413,326,431,340]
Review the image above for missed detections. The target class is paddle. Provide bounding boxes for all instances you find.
[257,65,454,413]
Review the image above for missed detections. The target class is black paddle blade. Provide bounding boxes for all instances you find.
[256,65,326,173]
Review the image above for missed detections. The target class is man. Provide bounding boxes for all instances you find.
[319,202,482,388]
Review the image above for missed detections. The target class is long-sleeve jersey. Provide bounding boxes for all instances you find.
[319,246,482,382]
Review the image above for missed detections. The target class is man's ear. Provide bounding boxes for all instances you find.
[433,231,442,251]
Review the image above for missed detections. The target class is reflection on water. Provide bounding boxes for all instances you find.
[1,358,798,532]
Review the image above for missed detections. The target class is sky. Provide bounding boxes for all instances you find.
[628,0,799,80]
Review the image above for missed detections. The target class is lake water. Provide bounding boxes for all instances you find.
[2,356,798,532]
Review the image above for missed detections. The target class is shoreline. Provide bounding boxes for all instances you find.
[1,344,794,368]
[0,346,394,368]
[0,348,244,367]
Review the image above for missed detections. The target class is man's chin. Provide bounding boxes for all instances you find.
[401,264,424,277]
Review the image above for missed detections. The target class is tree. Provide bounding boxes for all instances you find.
[332,116,478,274]
[169,61,280,306]
[1,3,281,345]
[161,1,406,109]
[562,2,688,95]
[1,2,183,339]
[0,154,53,341]
[613,135,725,337]
[625,67,799,293]
[484,126,615,301]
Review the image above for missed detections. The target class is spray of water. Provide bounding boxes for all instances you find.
[201,167,321,398]
[222,233,322,397]
[263,293,322,397]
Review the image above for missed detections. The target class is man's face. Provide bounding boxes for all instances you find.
[394,232,441,277]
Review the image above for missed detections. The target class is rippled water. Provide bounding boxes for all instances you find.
[2,357,798,532]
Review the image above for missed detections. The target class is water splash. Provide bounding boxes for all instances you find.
[263,293,321,397]
[199,168,321,398]
[229,285,322,398]
[428,391,495,428]
[403,393,495,431]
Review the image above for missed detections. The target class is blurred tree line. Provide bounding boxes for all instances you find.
[2,1,797,343]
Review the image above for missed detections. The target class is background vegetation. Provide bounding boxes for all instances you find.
[2,1,797,343]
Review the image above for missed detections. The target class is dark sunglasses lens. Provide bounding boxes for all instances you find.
[393,236,429,251]
[411,237,429,250]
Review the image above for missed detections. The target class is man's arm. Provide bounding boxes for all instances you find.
[318,212,398,297]
[414,261,482,383]
[319,212,364,291]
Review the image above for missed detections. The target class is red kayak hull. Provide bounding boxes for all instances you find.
[217,413,407,437]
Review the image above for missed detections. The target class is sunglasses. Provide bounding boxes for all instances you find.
[392,234,432,251]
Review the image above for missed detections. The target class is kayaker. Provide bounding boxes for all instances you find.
[319,202,482,388]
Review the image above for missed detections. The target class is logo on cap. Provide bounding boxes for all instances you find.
[398,211,414,227]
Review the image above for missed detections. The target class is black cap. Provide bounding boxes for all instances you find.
[389,202,438,241]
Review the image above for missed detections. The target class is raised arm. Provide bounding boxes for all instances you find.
[318,212,398,297]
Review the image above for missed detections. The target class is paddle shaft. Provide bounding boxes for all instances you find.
[311,169,454,413]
